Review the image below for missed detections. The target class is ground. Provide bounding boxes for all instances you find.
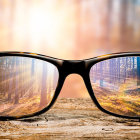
[0,98,139,140]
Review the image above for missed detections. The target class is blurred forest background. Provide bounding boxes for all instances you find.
[0,0,140,98]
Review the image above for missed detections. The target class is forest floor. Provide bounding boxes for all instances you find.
[0,98,139,140]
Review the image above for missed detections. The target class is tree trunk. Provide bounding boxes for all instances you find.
[137,57,140,85]
[14,57,19,104]
[39,63,47,108]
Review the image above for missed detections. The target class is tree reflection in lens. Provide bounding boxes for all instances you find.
[0,56,59,117]
[90,56,140,117]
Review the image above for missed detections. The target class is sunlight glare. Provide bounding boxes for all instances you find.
[29,7,64,49]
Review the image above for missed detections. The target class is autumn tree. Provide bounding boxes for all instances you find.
[40,63,47,108]
[14,57,19,104]
[137,57,140,85]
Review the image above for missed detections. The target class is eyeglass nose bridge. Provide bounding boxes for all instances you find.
[61,60,86,76]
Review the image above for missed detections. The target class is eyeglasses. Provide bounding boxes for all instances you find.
[0,52,139,121]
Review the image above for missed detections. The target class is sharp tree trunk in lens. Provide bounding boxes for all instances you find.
[117,58,120,82]
[126,57,128,79]
[122,57,126,83]
[133,57,135,78]
[20,58,23,97]
[29,59,35,98]
[9,57,15,101]
[112,59,116,84]
[4,58,7,95]
[100,62,103,87]
[4,58,8,96]
[8,57,13,101]
[40,63,47,108]
[109,59,113,83]
[23,58,26,96]
[14,57,19,104]
[137,57,140,86]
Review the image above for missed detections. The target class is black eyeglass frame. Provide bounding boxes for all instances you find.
[0,51,140,121]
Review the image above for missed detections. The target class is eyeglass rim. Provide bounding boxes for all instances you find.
[0,51,139,121]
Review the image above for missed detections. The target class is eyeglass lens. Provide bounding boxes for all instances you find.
[0,56,59,117]
[90,56,140,117]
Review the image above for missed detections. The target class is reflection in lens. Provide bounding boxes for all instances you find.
[90,56,140,117]
[0,56,59,117]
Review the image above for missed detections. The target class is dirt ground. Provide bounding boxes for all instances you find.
[0,98,139,140]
